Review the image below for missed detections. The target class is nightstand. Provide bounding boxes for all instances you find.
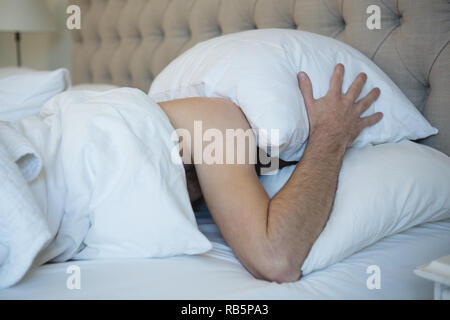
[415,255,450,300]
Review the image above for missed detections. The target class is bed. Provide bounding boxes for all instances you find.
[1,0,449,299]
[1,206,450,299]
[1,201,450,299]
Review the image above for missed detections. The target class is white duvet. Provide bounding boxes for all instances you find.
[0,88,211,288]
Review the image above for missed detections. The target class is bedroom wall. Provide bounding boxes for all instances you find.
[0,0,72,71]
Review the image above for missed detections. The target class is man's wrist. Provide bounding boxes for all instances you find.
[308,129,348,157]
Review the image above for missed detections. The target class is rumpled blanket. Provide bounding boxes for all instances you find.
[0,88,211,288]
[0,122,51,288]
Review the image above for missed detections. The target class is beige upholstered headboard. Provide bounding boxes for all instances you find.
[70,0,450,155]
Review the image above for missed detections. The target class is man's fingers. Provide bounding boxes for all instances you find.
[345,72,367,103]
[297,71,315,107]
[360,112,383,129]
[356,87,380,114]
[330,64,344,96]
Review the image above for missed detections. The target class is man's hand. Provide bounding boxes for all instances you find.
[298,64,383,149]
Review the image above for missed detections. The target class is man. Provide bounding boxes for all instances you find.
[158,64,383,283]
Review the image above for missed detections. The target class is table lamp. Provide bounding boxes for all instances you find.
[0,0,56,66]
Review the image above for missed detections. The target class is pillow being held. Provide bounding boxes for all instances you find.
[150,29,437,161]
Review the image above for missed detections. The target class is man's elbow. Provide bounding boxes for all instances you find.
[253,256,302,284]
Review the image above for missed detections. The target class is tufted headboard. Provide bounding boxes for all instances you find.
[70,0,450,155]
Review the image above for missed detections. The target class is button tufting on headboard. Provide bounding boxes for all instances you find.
[70,0,450,155]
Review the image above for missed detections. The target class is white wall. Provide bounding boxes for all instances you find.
[0,0,72,70]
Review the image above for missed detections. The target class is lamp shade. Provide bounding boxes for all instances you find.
[0,0,56,32]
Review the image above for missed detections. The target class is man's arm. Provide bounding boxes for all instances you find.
[159,64,382,283]
[265,65,382,281]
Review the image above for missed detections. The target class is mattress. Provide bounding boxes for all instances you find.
[1,204,449,300]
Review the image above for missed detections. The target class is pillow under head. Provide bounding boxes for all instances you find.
[259,140,450,274]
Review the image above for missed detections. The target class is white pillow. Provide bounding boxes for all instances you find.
[149,29,437,161]
[259,141,450,274]
[70,83,119,92]
[0,68,71,122]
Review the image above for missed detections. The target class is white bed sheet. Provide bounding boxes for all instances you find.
[1,205,449,300]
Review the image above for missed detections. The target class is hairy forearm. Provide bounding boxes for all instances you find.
[265,132,347,276]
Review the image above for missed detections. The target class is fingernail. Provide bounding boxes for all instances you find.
[299,72,306,81]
